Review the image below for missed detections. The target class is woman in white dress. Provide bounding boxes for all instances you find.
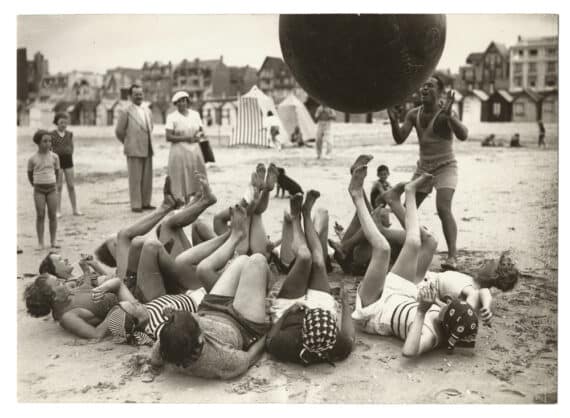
[165,91,208,203]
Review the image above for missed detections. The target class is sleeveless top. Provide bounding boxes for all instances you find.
[52,287,118,321]
[415,107,455,172]
[51,130,74,156]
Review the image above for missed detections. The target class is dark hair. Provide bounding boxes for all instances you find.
[129,84,142,95]
[431,74,445,92]
[24,274,55,317]
[33,129,51,145]
[377,165,389,175]
[94,241,117,268]
[38,252,57,276]
[159,310,202,368]
[267,111,273,116]
[53,112,69,125]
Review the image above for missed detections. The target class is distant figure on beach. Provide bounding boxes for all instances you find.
[538,120,546,148]
[27,130,60,250]
[387,75,469,271]
[51,112,82,217]
[481,134,497,147]
[510,133,522,148]
[115,84,155,213]
[291,126,303,146]
[370,164,392,227]
[265,111,282,150]
[315,104,336,159]
[165,91,208,204]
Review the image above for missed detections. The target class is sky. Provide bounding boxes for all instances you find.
[17,14,558,76]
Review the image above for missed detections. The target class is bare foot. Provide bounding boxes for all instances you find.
[195,172,217,206]
[255,163,266,187]
[283,211,293,224]
[56,212,62,219]
[265,163,279,191]
[405,173,434,194]
[162,176,178,210]
[289,193,304,218]
[250,171,264,192]
[381,181,406,203]
[230,204,248,238]
[350,154,373,174]
[348,165,367,199]
[302,189,321,214]
[35,244,45,252]
[50,244,61,250]
[73,211,83,216]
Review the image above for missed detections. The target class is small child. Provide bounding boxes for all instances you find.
[52,112,82,217]
[420,251,519,326]
[27,130,61,250]
[370,164,392,227]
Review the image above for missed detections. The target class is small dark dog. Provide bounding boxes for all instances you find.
[276,167,303,198]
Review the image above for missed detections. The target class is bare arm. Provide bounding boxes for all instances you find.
[338,288,356,346]
[92,277,137,303]
[227,336,267,379]
[59,309,110,340]
[387,108,415,144]
[479,288,493,324]
[27,171,34,186]
[401,307,437,357]
[165,129,201,144]
[266,305,301,348]
[447,112,469,141]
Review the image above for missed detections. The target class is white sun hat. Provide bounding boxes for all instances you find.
[172,91,190,104]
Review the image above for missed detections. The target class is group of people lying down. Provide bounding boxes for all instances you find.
[24,156,519,379]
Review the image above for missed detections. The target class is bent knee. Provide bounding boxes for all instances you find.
[249,253,268,268]
[296,245,313,264]
[421,227,438,250]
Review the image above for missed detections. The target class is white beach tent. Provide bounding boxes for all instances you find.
[230,85,285,147]
[277,94,317,141]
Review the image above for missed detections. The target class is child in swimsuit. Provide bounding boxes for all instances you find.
[27,130,60,250]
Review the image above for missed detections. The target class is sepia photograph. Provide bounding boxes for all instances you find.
[12,1,562,411]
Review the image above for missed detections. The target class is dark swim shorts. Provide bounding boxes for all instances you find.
[34,183,57,196]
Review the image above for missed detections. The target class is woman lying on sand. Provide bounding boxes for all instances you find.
[149,204,271,380]
[347,155,480,356]
[266,191,354,366]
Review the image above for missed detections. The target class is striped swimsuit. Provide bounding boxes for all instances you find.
[390,300,441,343]
[144,292,203,341]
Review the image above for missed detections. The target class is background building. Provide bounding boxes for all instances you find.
[457,41,510,92]
[509,36,558,92]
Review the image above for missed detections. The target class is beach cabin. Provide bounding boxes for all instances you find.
[220,101,238,127]
[96,99,119,126]
[512,89,542,122]
[485,90,513,122]
[540,91,558,123]
[29,101,56,128]
[460,89,489,123]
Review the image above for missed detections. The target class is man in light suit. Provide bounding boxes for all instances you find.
[115,84,155,213]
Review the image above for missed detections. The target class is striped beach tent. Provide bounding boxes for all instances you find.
[230,86,284,147]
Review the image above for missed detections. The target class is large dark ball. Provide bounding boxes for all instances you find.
[279,14,446,113]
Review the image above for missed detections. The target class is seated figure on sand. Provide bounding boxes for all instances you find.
[348,155,481,356]
[266,191,354,365]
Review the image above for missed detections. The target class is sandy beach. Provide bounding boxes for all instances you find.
[16,127,558,403]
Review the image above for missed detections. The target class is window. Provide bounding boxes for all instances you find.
[493,102,501,116]
[529,49,538,57]
[547,62,557,73]
[514,102,525,116]
[514,63,523,74]
[528,63,537,73]
[528,75,537,88]
[546,48,557,56]
[517,49,524,57]
[514,76,523,87]
[545,76,557,87]
[543,101,554,114]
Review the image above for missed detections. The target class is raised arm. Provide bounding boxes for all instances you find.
[441,91,468,140]
[387,108,415,144]
[402,285,438,357]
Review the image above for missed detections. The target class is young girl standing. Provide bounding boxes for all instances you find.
[52,112,82,217]
[27,130,60,250]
